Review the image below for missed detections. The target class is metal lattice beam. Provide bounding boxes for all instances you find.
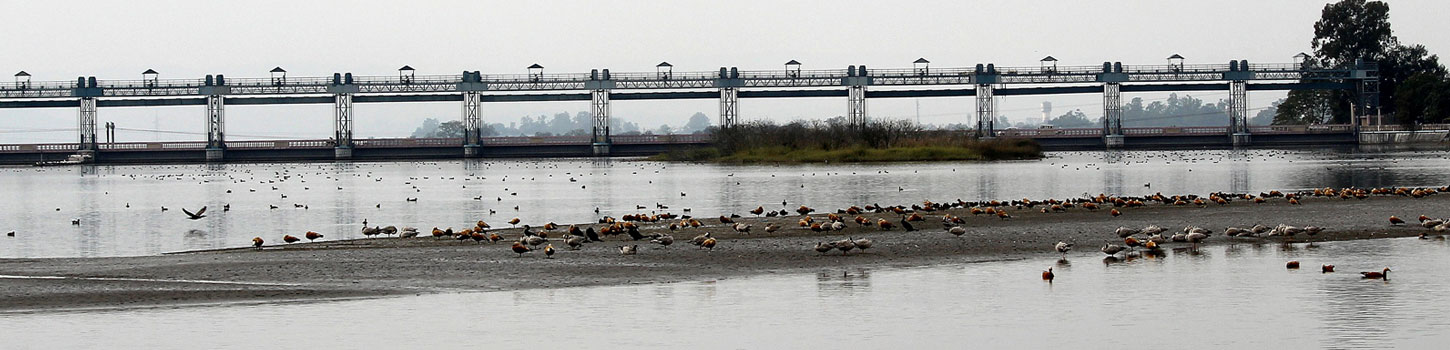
[462,91,481,146]
[975,84,995,137]
[334,94,353,148]
[206,95,225,149]
[78,97,97,150]
[591,89,610,144]
[1103,83,1122,136]
[719,87,738,128]
[847,85,867,127]
[1229,81,1248,134]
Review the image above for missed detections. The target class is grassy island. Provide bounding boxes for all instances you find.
[650,120,1043,163]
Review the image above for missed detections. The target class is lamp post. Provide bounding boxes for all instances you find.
[399,65,415,84]
[528,64,544,82]
[270,67,287,86]
[913,58,930,76]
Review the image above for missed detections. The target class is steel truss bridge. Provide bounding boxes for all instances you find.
[1,58,1379,161]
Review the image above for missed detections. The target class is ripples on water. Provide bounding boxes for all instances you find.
[3,238,1447,349]
[3,148,1450,258]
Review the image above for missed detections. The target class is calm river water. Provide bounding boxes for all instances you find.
[2,237,1447,349]
[4,147,1450,258]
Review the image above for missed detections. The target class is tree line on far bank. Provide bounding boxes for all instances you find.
[412,112,712,138]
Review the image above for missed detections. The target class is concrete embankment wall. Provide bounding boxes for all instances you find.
[1358,131,1448,145]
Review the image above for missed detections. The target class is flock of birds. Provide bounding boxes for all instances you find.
[226,183,1450,289]
[8,161,1445,286]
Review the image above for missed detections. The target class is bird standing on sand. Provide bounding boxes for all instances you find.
[900,217,916,232]
[834,239,857,255]
[283,235,301,243]
[948,226,967,236]
[511,242,532,257]
[252,237,264,249]
[305,231,323,242]
[650,234,674,246]
[815,242,835,254]
[852,237,873,252]
[544,244,556,259]
[701,237,718,251]
[690,232,712,246]
[1390,216,1405,226]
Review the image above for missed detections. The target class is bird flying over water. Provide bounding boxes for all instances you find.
[182,206,207,220]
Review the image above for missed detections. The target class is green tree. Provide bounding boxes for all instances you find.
[682,112,711,133]
[1275,90,1335,125]
[1281,0,1444,124]
[1394,72,1450,124]
[433,120,465,138]
[1046,110,1094,128]
[1249,99,1282,126]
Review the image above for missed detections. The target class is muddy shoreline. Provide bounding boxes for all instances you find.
[3,194,1447,312]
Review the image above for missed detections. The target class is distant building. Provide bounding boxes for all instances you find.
[1040,101,1052,125]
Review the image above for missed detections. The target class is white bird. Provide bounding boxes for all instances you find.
[834,239,857,255]
[852,237,873,252]
[1101,243,1126,256]
[1054,241,1072,257]
[814,242,835,254]
[1140,225,1165,235]
[620,245,638,255]
[1115,227,1141,238]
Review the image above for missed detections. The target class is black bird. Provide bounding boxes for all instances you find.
[585,227,603,242]
[627,225,646,241]
[521,225,535,237]
[900,216,917,232]
[182,206,207,220]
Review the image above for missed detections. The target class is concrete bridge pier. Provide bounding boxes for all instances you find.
[329,73,358,160]
[1228,79,1251,147]
[462,90,482,158]
[1231,133,1252,147]
[975,84,996,139]
[1104,135,1125,148]
[590,88,611,156]
[202,79,229,161]
[77,96,98,153]
[719,87,738,128]
[1103,82,1124,148]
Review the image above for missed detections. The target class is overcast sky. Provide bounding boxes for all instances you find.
[2,0,1448,142]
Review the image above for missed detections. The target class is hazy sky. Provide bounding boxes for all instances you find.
[3,0,1448,142]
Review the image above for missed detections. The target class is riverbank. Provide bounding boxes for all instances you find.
[2,193,1447,312]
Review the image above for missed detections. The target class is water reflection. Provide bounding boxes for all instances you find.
[1,238,1446,349]
[815,269,872,297]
